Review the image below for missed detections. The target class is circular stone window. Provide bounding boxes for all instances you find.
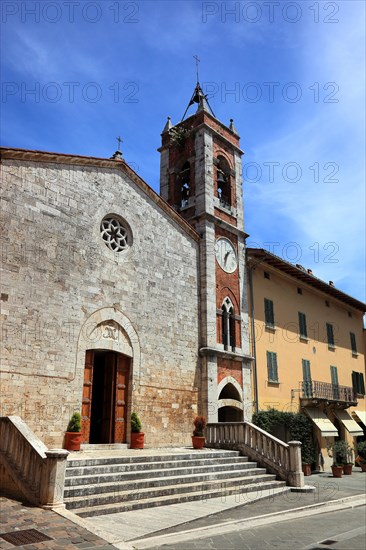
[100,215,131,252]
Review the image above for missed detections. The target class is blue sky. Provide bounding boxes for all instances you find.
[1,0,365,303]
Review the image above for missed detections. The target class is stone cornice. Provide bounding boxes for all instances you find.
[194,212,249,239]
[199,347,253,362]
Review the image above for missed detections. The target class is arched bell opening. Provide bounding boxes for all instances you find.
[177,161,191,208]
[216,156,231,208]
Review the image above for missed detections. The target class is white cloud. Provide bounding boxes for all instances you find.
[248,4,365,301]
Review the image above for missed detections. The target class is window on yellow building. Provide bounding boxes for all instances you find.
[330,365,339,399]
[352,372,365,395]
[302,359,312,398]
[326,323,335,347]
[350,332,357,355]
[266,351,278,383]
[264,298,275,328]
[298,312,308,339]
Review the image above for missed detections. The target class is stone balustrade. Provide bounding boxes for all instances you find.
[206,422,304,488]
[0,416,69,508]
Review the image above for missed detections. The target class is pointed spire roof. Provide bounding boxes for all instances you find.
[181,82,215,121]
[229,118,239,135]
[162,116,172,133]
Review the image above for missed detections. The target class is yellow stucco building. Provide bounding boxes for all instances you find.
[247,248,366,470]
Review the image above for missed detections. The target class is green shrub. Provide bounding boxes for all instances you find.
[356,440,366,460]
[327,440,353,465]
[131,412,142,433]
[67,412,81,433]
[252,408,316,464]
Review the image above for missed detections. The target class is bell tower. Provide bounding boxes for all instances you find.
[158,81,252,423]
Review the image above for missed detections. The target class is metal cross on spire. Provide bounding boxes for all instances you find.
[193,54,200,83]
[116,136,123,151]
[181,56,215,121]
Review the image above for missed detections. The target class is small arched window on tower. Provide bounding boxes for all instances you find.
[216,157,231,208]
[222,297,236,351]
[177,162,190,208]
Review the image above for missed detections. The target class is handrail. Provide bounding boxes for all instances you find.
[301,380,357,403]
[0,416,69,508]
[206,422,304,488]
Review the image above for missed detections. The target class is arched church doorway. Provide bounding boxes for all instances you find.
[217,382,244,422]
[82,350,130,444]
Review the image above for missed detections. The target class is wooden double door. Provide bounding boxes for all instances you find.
[82,350,130,444]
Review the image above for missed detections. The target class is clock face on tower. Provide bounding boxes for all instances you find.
[215,238,238,273]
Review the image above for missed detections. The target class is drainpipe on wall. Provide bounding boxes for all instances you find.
[248,265,259,414]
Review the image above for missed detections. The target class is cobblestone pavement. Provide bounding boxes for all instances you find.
[153,506,366,550]
[0,498,116,550]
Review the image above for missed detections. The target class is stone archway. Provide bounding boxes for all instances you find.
[76,308,141,444]
[217,377,244,422]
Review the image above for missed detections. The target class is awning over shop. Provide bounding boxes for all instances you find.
[333,409,364,436]
[304,408,338,437]
[352,410,366,427]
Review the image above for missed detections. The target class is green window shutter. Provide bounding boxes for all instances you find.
[350,332,357,354]
[330,365,339,385]
[272,353,278,382]
[353,372,366,395]
[326,323,334,346]
[352,371,357,392]
[299,312,307,338]
[330,365,339,399]
[302,359,312,397]
[267,351,278,382]
[360,374,366,395]
[264,299,274,327]
[302,359,311,381]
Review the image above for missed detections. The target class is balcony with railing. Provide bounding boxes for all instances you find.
[301,380,357,406]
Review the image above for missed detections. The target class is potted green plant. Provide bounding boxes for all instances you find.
[356,441,366,472]
[341,442,354,475]
[64,412,82,451]
[130,412,144,449]
[301,441,315,476]
[192,416,206,449]
[327,440,350,477]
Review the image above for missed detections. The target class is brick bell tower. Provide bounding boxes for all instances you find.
[159,81,253,423]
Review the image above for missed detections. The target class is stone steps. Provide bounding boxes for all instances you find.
[65,460,258,485]
[65,467,267,496]
[66,450,241,468]
[73,479,286,517]
[64,450,286,517]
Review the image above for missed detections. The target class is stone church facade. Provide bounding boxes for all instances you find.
[0,86,252,448]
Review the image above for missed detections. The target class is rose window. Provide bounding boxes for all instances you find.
[100,216,129,252]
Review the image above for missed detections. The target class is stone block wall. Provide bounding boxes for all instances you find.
[0,154,200,447]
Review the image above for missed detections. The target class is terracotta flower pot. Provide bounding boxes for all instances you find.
[64,431,82,451]
[331,465,343,478]
[342,463,353,475]
[192,436,205,449]
[302,463,311,476]
[361,463,366,472]
[131,432,145,449]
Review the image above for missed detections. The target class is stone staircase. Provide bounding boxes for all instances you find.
[64,449,287,517]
